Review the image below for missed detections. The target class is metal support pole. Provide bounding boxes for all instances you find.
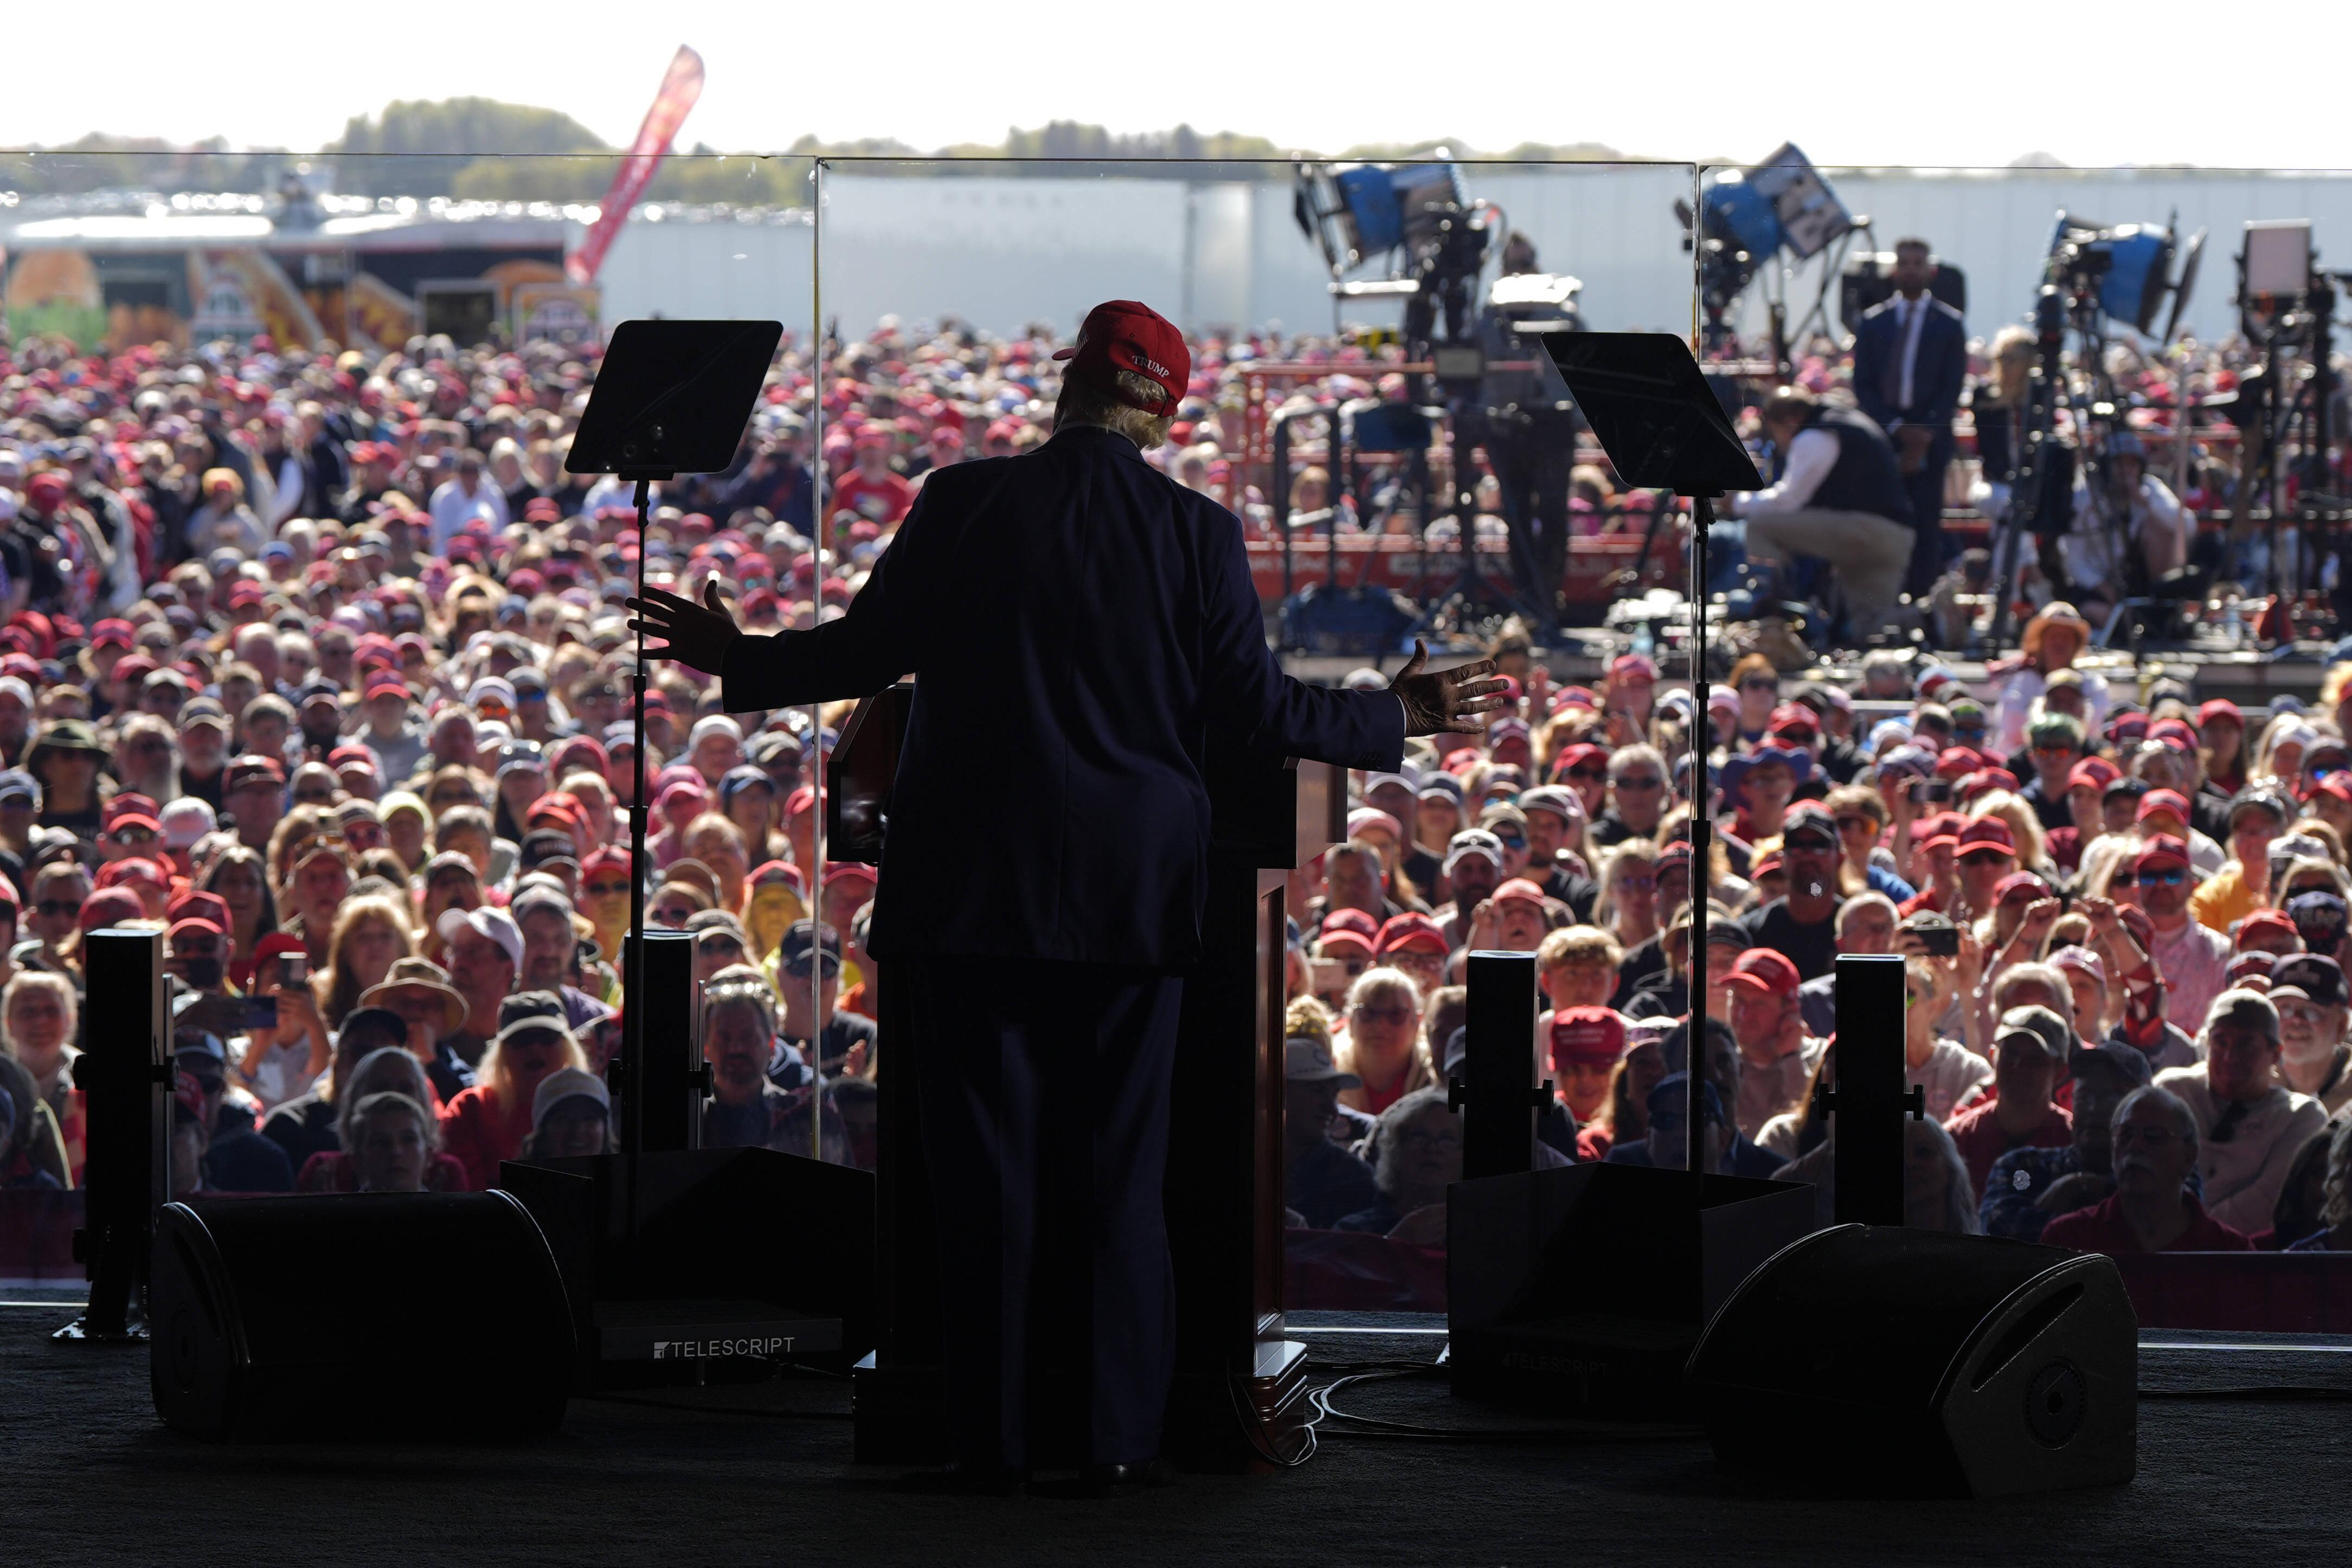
[1687,493,1713,1175]
[1451,950,1544,1181]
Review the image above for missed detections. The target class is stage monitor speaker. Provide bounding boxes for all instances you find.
[1686,1224,2136,1498]
[151,1192,573,1442]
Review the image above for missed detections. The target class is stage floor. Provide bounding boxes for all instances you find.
[12,1305,2349,1565]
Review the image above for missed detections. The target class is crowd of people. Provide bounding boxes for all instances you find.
[1713,232,2349,652]
[1281,598,2352,1261]
[4,293,2350,1302]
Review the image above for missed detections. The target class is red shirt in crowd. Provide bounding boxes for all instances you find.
[2040,1192,2253,1255]
[1943,1098,2071,1194]
[438,1086,535,1191]
[831,471,914,526]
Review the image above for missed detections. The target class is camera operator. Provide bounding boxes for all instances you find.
[1723,387,1916,642]
[2059,430,2188,624]
[1473,232,1580,629]
[1852,238,1966,596]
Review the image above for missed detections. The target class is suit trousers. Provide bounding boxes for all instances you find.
[1745,507,1916,638]
[1903,434,1956,596]
[897,954,1184,1470]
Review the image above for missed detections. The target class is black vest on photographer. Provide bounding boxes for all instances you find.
[1785,406,1914,530]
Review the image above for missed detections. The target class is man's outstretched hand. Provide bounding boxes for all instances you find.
[626,582,742,677]
[1389,640,1509,736]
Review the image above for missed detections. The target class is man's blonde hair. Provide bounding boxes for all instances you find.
[1055,369,1175,451]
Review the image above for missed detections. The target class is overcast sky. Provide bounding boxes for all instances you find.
[8,2,2350,172]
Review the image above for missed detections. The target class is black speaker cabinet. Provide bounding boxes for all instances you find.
[499,1145,874,1389]
[1449,1162,1817,1416]
[1686,1225,2137,1497]
[150,1193,574,1442]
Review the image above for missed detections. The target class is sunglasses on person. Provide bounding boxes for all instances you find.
[2032,743,2075,759]
[36,900,79,917]
[1489,830,1526,850]
[1834,815,1875,834]
[652,903,697,927]
[1739,676,1777,692]
[1349,1003,1417,1025]
[1616,775,1663,792]
[110,826,158,845]
[2136,867,2187,886]
[1959,850,2010,867]
[1567,766,1607,782]
[585,878,630,897]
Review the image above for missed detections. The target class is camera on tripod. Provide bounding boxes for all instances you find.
[2043,210,2206,337]
[1680,143,1855,352]
[1294,159,1494,348]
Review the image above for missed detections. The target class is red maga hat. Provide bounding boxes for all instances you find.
[1051,301,1187,417]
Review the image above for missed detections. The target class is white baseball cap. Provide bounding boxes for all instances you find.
[436,905,524,971]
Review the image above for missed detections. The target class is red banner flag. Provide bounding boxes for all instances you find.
[566,44,706,285]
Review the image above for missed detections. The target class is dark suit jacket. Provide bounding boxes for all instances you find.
[721,423,1406,967]
[1853,295,1967,432]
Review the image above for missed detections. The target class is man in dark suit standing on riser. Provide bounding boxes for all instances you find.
[1851,236,1967,599]
[631,299,1503,1490]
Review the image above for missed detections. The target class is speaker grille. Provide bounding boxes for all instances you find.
[2023,1359,2086,1447]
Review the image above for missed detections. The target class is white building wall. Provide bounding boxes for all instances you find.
[580,168,2352,348]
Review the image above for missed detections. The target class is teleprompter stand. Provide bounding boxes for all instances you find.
[503,320,876,1390]
[1444,335,1815,1415]
[836,685,1345,1469]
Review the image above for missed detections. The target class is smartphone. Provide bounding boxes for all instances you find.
[1900,912,1961,956]
[1309,958,1347,995]
[242,994,281,1030]
[279,952,309,988]
[1908,778,1953,805]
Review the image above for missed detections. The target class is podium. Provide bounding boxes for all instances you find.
[838,683,1345,1469]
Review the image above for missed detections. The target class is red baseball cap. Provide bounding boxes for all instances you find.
[2199,699,2243,730]
[1491,877,1547,910]
[1322,908,1380,942]
[1316,927,1376,957]
[1933,747,1985,781]
[2237,908,2301,950]
[2136,833,2192,872]
[1956,818,2016,856]
[1375,912,1449,956]
[1548,1006,1626,1069]
[2066,759,2119,793]
[1051,301,1188,416]
[1994,870,2049,902]
[2136,788,2190,825]
[1724,948,1801,999]
[1916,811,1965,853]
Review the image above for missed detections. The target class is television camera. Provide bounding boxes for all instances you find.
[1680,143,1859,367]
[2205,220,2349,606]
[1292,159,1582,370]
[1985,212,2207,655]
[1290,159,1587,637]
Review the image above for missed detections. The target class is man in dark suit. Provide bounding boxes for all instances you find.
[1851,238,1966,597]
[630,299,1502,1489]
